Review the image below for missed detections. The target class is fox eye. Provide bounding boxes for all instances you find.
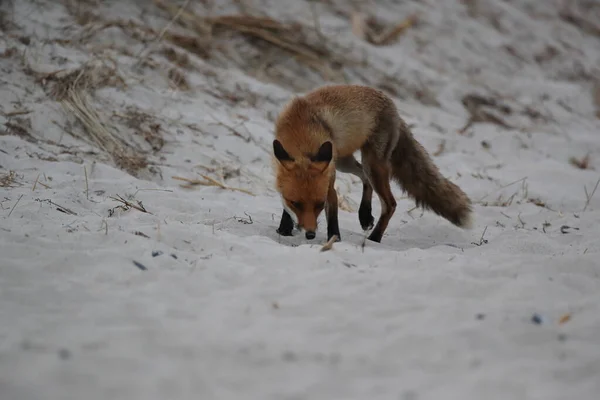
[291,201,304,210]
[315,201,325,210]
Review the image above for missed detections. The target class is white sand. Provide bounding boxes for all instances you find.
[1,1,600,399]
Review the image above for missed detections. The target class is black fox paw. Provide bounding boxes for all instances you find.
[276,228,293,236]
[359,213,374,231]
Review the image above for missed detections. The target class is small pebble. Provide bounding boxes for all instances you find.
[475,313,486,320]
[170,253,178,259]
[531,313,543,325]
[152,250,163,257]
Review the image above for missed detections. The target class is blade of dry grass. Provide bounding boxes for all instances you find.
[172,175,254,196]
[110,194,150,214]
[135,0,191,66]
[476,177,527,203]
[583,177,600,212]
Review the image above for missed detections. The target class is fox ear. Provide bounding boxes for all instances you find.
[273,140,293,163]
[311,141,333,164]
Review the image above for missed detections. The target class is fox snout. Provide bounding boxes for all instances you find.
[297,214,318,240]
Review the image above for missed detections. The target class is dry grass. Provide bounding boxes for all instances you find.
[41,61,149,176]
[61,91,147,175]
[559,1,600,37]
[2,117,37,143]
[110,194,150,214]
[33,61,123,100]
[111,108,165,153]
[161,46,194,69]
[172,175,254,196]
[351,12,418,46]
[0,170,23,188]
[163,32,210,60]
[459,93,513,134]
[166,66,190,90]
[155,0,346,82]
[569,154,592,170]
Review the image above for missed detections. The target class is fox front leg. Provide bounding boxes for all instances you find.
[326,184,341,242]
[276,209,294,236]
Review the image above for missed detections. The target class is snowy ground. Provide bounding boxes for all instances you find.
[1,0,600,399]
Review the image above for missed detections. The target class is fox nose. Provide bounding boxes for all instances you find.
[305,231,316,240]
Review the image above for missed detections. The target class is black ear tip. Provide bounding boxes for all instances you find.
[313,140,333,162]
[273,139,293,161]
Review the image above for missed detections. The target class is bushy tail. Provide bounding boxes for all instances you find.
[390,125,473,229]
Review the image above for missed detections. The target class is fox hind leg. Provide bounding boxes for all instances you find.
[336,155,374,231]
[359,182,374,231]
[361,149,397,243]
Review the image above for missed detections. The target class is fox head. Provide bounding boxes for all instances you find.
[272,139,334,239]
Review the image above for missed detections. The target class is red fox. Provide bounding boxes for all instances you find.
[272,84,473,243]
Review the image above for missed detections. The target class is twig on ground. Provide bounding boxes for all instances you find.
[320,235,338,252]
[560,225,579,234]
[132,188,173,197]
[35,198,77,215]
[207,112,250,142]
[527,198,556,212]
[109,194,150,213]
[583,177,600,212]
[84,166,89,200]
[432,140,446,157]
[517,213,525,228]
[471,226,488,246]
[2,109,31,117]
[133,260,147,271]
[99,219,108,235]
[32,174,40,191]
[542,221,551,233]
[234,212,253,224]
[476,177,527,203]
[7,194,23,217]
